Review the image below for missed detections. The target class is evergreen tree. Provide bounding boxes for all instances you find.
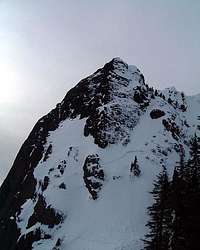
[173,145,185,178]
[180,92,187,111]
[171,134,200,250]
[170,155,188,250]
[183,134,200,249]
[144,168,172,250]
[130,156,141,176]
[197,116,200,131]
[168,97,173,105]
[189,134,200,174]
[143,134,200,250]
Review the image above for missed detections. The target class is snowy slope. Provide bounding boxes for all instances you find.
[0,58,200,250]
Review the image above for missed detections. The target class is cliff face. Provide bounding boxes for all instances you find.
[0,58,199,250]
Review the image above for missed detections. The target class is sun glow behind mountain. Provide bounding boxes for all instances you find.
[0,84,15,104]
[0,64,20,104]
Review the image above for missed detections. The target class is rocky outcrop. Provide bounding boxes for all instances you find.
[16,228,51,250]
[162,118,181,140]
[83,154,104,200]
[15,194,64,250]
[150,109,165,119]
[27,195,63,229]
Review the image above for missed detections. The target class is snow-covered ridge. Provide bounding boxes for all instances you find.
[0,58,200,250]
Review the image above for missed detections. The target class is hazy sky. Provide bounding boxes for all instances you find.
[0,0,200,183]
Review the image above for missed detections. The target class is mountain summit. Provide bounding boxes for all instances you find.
[0,58,199,250]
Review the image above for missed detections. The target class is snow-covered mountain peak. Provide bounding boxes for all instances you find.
[92,57,144,88]
[58,58,146,148]
[0,58,200,250]
[107,57,129,70]
[107,57,139,77]
[109,56,126,65]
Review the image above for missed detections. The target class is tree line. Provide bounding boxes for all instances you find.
[143,134,200,250]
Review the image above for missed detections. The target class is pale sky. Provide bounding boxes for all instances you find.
[0,0,200,183]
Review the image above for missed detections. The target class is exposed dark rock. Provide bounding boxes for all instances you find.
[15,227,51,250]
[59,183,66,189]
[84,102,141,148]
[0,102,66,249]
[162,119,181,140]
[52,237,63,250]
[55,238,62,246]
[83,154,104,200]
[57,161,66,175]
[112,176,121,180]
[48,168,54,174]
[133,85,150,108]
[15,228,42,250]
[43,144,52,162]
[41,176,49,192]
[27,195,63,229]
[150,109,165,119]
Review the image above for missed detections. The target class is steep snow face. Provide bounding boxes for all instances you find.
[0,58,200,250]
[18,96,196,250]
